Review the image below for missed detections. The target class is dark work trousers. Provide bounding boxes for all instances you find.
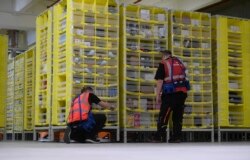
[70,114,106,142]
[156,91,187,141]
[89,114,107,138]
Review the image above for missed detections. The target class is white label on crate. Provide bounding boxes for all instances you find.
[74,38,81,44]
[193,62,200,67]
[140,99,147,110]
[229,83,239,89]
[144,73,154,80]
[191,19,200,26]
[159,27,166,37]
[194,70,200,74]
[76,29,84,35]
[141,9,150,21]
[157,14,165,21]
[84,42,91,46]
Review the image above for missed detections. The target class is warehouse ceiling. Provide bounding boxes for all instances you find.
[120,0,222,10]
[0,0,57,30]
[0,0,221,31]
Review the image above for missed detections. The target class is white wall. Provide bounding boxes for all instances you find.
[27,29,36,46]
[0,12,36,30]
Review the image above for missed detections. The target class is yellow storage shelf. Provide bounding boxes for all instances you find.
[5,57,15,132]
[35,9,53,126]
[169,10,213,128]
[0,35,8,128]
[52,0,119,129]
[14,53,25,133]
[212,16,250,128]
[24,47,36,131]
[120,5,168,129]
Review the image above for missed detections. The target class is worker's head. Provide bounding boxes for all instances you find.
[160,50,172,60]
[81,86,93,93]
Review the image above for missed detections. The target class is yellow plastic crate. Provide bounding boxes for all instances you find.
[212,16,250,128]
[24,46,36,131]
[120,5,168,129]
[35,9,53,126]
[169,10,213,128]
[5,58,15,132]
[14,53,25,133]
[0,34,8,128]
[52,0,120,127]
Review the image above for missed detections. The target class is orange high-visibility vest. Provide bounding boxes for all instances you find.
[161,57,187,93]
[68,92,90,123]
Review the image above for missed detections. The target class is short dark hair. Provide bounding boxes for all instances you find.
[81,86,93,93]
[160,50,172,56]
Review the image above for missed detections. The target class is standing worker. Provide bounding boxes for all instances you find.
[64,86,112,143]
[154,50,190,143]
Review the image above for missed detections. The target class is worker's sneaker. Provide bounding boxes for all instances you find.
[64,126,71,144]
[38,137,51,142]
[70,140,77,143]
[85,138,100,144]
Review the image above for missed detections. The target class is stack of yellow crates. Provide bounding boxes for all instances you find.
[52,0,120,138]
[120,5,168,141]
[212,16,250,128]
[14,53,25,137]
[35,10,53,127]
[0,35,8,130]
[169,11,213,130]
[24,47,36,131]
[5,56,15,137]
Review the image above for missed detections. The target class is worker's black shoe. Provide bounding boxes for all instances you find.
[151,133,166,143]
[168,138,181,143]
[64,126,71,144]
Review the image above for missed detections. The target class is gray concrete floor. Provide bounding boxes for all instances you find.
[0,141,249,160]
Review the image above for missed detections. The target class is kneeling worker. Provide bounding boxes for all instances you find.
[64,86,112,143]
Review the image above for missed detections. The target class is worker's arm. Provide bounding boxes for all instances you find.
[90,93,115,110]
[98,101,115,110]
[98,101,109,109]
[154,63,164,104]
[156,80,163,104]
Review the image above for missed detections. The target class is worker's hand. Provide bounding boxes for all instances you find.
[156,94,161,104]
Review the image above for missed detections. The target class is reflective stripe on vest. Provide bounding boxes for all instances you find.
[68,92,90,123]
[161,57,186,83]
[164,75,186,81]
